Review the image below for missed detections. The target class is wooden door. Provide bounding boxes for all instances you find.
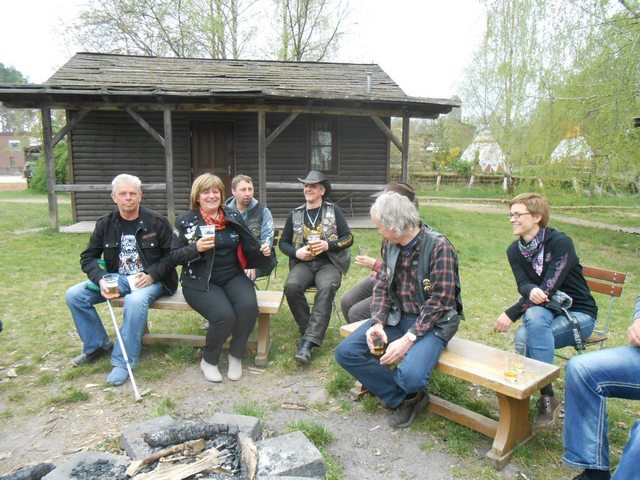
[190,122,235,194]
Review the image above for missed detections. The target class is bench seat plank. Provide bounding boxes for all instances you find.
[110,289,284,367]
[340,319,560,469]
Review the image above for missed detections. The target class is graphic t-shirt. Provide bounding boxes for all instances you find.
[118,218,143,276]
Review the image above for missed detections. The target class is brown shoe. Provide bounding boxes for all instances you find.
[535,394,561,427]
[388,390,429,428]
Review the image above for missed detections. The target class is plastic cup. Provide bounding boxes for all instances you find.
[200,225,216,238]
[514,342,526,374]
[357,245,371,257]
[103,273,119,296]
[504,352,518,383]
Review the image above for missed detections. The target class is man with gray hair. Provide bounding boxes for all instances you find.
[336,191,463,428]
[65,174,177,386]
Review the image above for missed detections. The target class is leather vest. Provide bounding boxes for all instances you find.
[291,202,350,275]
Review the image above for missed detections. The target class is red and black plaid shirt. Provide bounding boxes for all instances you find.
[371,225,459,337]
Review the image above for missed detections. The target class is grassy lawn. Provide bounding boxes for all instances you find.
[0,192,638,479]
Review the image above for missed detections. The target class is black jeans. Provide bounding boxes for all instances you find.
[183,274,258,365]
[284,259,342,346]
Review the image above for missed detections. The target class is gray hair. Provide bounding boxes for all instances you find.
[370,191,420,236]
[112,174,142,193]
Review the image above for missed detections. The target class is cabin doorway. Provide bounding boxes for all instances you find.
[190,122,235,194]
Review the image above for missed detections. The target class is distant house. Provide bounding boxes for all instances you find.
[0,52,457,227]
[0,132,26,174]
[460,129,508,173]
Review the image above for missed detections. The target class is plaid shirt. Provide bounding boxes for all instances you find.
[371,225,459,337]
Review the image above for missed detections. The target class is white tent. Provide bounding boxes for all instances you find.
[460,129,508,173]
[550,135,593,163]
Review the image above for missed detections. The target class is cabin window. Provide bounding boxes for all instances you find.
[309,118,337,173]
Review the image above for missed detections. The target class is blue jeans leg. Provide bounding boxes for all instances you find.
[614,419,640,479]
[66,281,110,355]
[111,281,164,369]
[514,306,596,364]
[335,315,445,408]
[563,346,640,472]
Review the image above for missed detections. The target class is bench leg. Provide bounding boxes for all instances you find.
[254,313,271,367]
[485,393,533,469]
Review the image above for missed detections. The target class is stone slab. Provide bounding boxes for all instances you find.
[120,415,175,460]
[42,451,130,480]
[210,413,262,441]
[256,430,325,478]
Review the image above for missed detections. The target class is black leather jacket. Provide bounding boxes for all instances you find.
[80,206,178,294]
[171,206,276,292]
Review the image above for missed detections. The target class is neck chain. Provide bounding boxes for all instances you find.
[306,206,321,229]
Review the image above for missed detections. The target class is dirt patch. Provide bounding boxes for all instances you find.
[0,361,522,479]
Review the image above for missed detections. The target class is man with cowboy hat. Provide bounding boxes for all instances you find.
[279,170,354,365]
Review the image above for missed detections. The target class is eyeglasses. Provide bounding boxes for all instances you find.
[507,212,532,220]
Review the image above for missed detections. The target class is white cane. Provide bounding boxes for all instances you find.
[106,299,143,402]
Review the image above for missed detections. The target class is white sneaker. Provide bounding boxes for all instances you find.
[200,359,222,382]
[227,354,243,381]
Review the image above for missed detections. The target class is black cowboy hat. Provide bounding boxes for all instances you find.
[298,170,331,197]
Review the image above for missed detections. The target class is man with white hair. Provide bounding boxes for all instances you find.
[336,191,463,428]
[65,174,177,386]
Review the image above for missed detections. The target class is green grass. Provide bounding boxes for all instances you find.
[233,400,267,419]
[0,190,638,479]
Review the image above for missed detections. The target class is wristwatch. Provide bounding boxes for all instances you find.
[405,331,417,342]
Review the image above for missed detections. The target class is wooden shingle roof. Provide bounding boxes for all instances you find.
[0,52,458,117]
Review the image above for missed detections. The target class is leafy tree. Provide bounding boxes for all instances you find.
[29,139,69,193]
[0,63,38,134]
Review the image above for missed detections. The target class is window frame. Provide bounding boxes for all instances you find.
[308,116,338,174]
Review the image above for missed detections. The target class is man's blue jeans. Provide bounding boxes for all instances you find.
[335,315,445,409]
[563,346,640,476]
[514,306,596,364]
[65,276,164,369]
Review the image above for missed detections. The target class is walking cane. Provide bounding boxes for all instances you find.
[106,299,143,402]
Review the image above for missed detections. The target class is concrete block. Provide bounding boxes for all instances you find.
[120,415,175,460]
[43,451,130,480]
[256,431,325,478]
[210,413,262,441]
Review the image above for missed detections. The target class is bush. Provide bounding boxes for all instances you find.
[28,140,68,193]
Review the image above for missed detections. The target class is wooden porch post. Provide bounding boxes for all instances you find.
[41,108,58,230]
[258,110,267,205]
[402,116,410,183]
[163,108,175,222]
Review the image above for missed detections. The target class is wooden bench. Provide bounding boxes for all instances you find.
[111,289,284,367]
[340,320,560,469]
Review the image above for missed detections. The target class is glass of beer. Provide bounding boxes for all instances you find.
[308,233,320,255]
[372,335,386,357]
[514,342,526,375]
[103,273,119,296]
[200,225,216,239]
[504,351,519,383]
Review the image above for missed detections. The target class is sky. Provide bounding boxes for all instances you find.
[0,0,486,99]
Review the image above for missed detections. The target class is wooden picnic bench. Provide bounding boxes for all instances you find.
[340,321,560,469]
[111,288,284,367]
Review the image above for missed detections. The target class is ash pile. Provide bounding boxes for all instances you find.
[1,414,325,480]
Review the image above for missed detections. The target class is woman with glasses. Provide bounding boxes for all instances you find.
[493,193,597,428]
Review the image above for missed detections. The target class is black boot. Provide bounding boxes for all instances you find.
[294,340,315,365]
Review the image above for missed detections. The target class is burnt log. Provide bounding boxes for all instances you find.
[0,463,55,480]
[143,421,238,448]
